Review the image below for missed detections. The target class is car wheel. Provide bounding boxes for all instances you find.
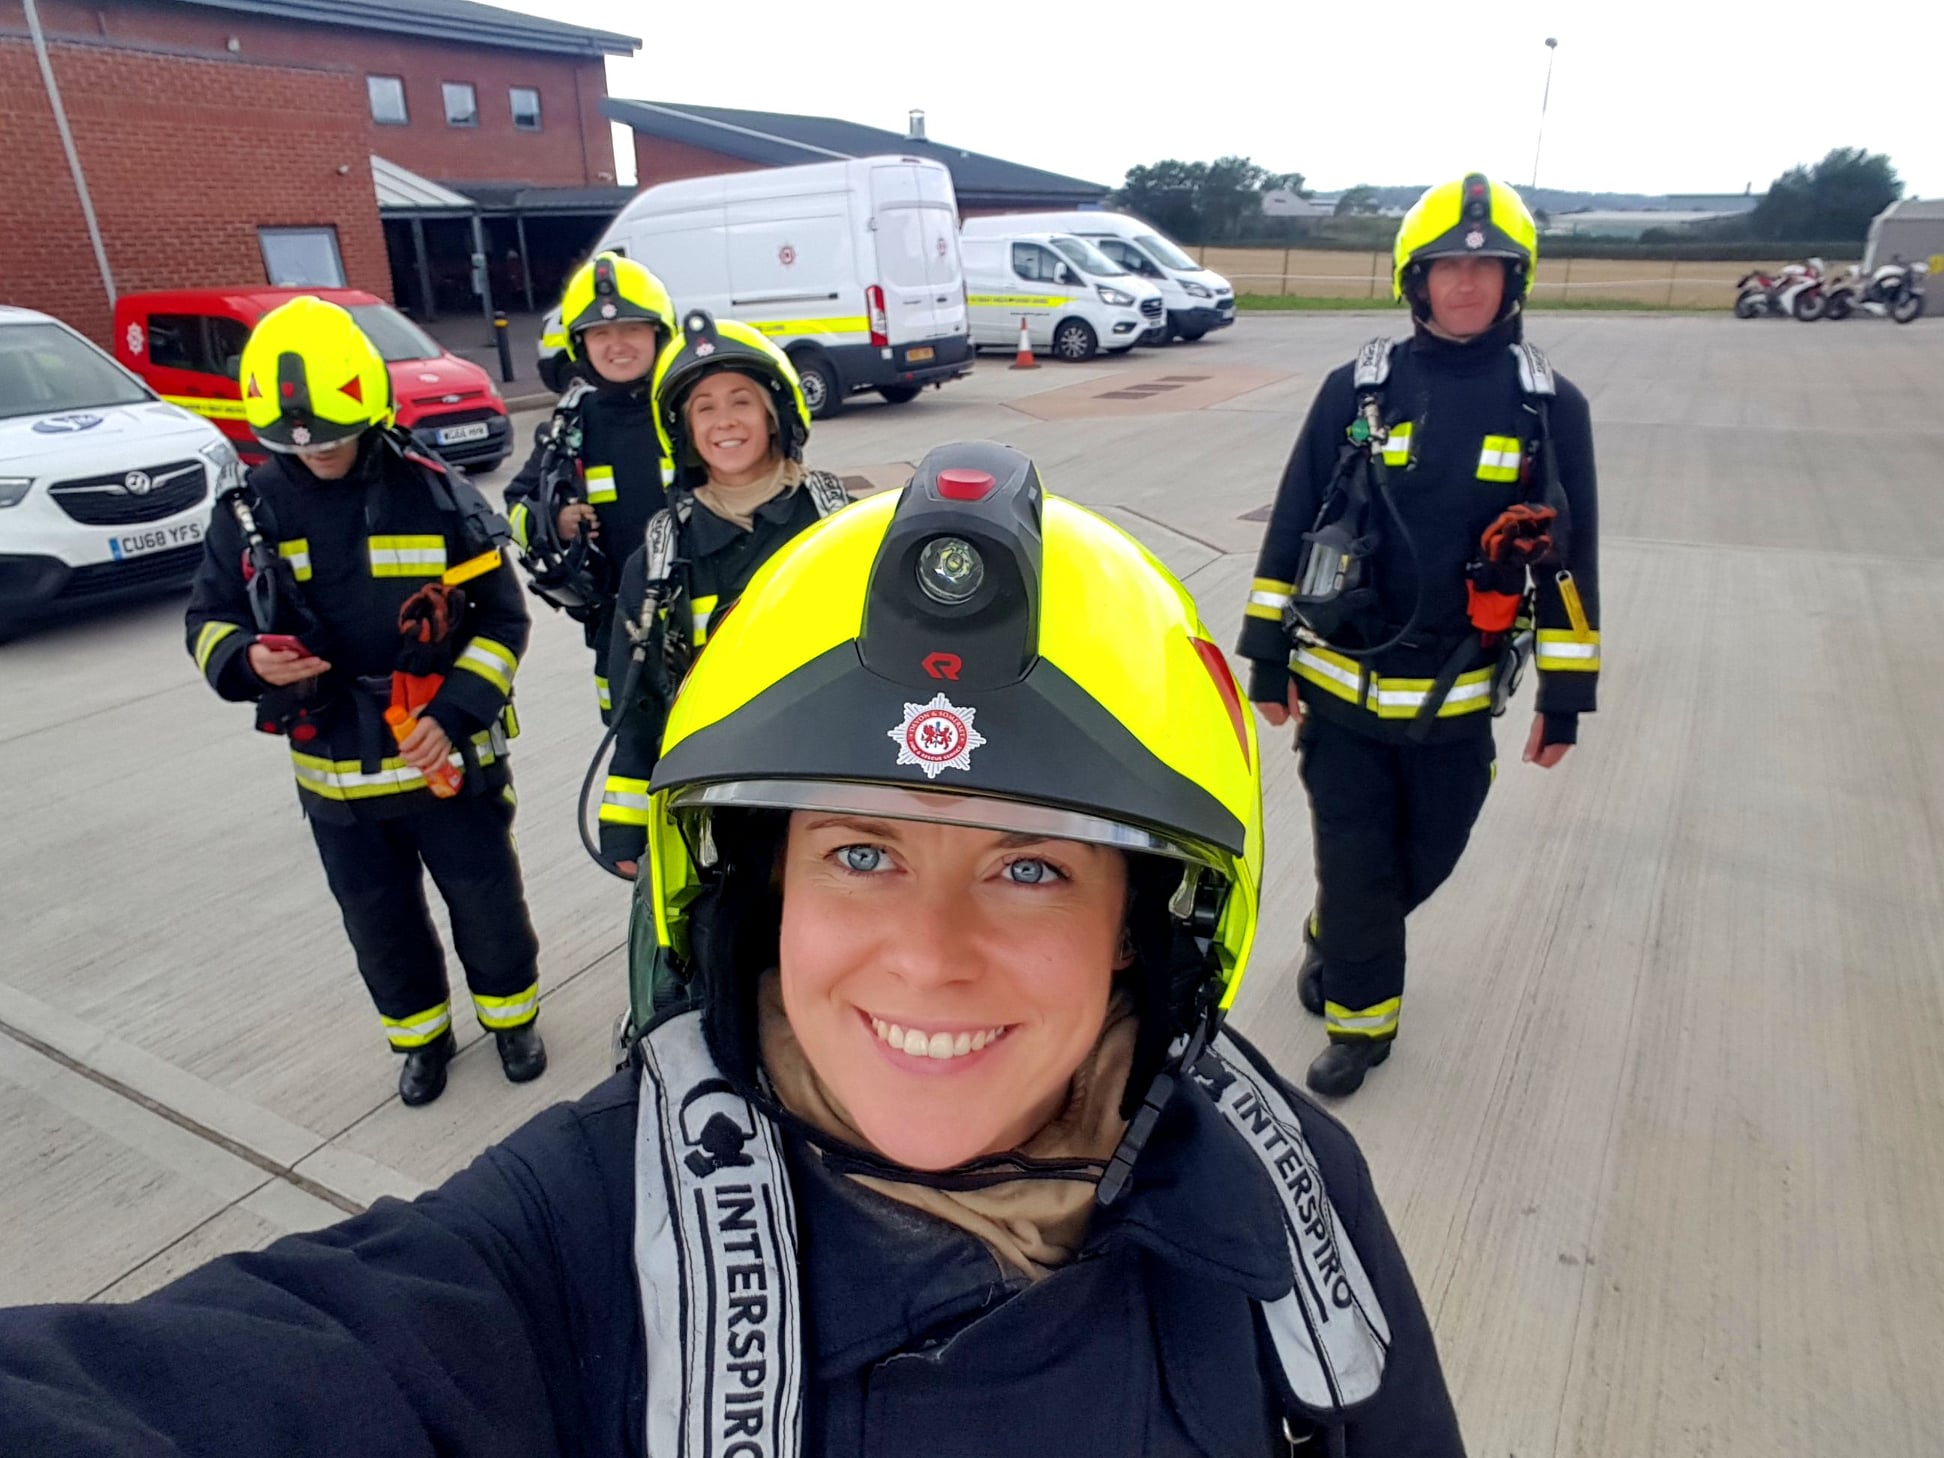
[877,385,922,405]
[791,350,842,419]
[1053,319,1098,362]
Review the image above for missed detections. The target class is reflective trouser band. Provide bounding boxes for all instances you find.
[1536,629,1600,672]
[1325,998,1400,1039]
[194,620,239,674]
[474,982,539,1030]
[278,539,312,580]
[1477,435,1521,482]
[1381,423,1412,466]
[370,536,446,577]
[585,465,617,503]
[594,674,611,712]
[599,775,651,826]
[690,593,718,646]
[454,637,518,695]
[383,1001,451,1049]
[1290,646,1493,718]
[508,501,531,550]
[1247,576,1294,622]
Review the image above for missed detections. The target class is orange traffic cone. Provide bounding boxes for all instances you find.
[1009,316,1039,370]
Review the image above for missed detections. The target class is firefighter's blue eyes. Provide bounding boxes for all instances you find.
[840,845,888,873]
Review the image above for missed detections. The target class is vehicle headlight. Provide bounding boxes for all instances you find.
[199,438,244,493]
[0,477,32,509]
[1181,280,1213,298]
[1096,286,1135,307]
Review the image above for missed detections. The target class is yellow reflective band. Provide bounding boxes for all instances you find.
[454,637,517,694]
[1536,629,1600,672]
[968,294,1068,309]
[745,316,870,337]
[585,464,617,504]
[1381,422,1413,467]
[1246,576,1294,622]
[472,982,539,1030]
[278,538,312,582]
[162,393,248,421]
[595,675,612,712]
[1292,645,1493,717]
[690,593,719,646]
[509,501,532,550]
[289,729,501,801]
[443,548,503,587]
[369,535,446,578]
[541,331,566,351]
[600,775,652,826]
[194,620,239,673]
[381,1001,451,1049]
[1556,570,1592,639]
[1477,434,1522,483]
[1325,997,1401,1039]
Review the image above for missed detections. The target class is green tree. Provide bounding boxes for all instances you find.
[1334,185,1380,217]
[1111,156,1306,242]
[1751,148,1902,242]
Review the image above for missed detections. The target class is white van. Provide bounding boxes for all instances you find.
[960,232,1164,362]
[0,305,235,634]
[538,156,971,417]
[965,211,1234,341]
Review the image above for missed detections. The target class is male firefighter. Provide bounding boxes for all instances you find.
[1237,173,1601,1097]
[185,297,545,1107]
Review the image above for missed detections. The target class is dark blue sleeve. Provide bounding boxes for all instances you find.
[0,1077,642,1458]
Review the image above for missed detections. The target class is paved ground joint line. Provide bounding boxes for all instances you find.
[82,1174,281,1303]
[0,1018,362,1217]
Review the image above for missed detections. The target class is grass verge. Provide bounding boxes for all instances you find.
[1234,293,1721,314]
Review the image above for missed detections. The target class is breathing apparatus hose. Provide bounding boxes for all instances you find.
[576,589,666,881]
[1332,467,1424,660]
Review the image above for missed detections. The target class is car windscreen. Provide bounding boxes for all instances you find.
[0,322,153,420]
[1050,236,1127,277]
[1136,233,1200,272]
[347,304,442,362]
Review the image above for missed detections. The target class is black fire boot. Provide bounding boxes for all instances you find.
[495,1021,548,1084]
[1305,1038,1392,1098]
[1297,939,1324,1018]
[398,1030,457,1107]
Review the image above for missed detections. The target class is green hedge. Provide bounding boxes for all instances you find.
[1203,234,1859,263]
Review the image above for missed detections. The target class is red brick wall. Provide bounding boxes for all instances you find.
[0,34,389,343]
[632,134,766,190]
[14,0,616,187]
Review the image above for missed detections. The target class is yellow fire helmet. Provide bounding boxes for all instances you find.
[239,296,392,453]
[643,441,1263,1119]
[558,251,674,360]
[652,308,812,469]
[1392,172,1539,309]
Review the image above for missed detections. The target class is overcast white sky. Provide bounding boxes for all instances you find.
[517,0,1939,199]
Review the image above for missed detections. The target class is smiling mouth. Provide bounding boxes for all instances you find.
[708,435,750,452]
[867,1014,1011,1061]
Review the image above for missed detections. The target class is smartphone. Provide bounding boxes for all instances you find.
[255,633,310,656]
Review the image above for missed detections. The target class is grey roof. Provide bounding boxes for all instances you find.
[161,0,636,56]
[1878,197,1944,220]
[446,182,636,214]
[372,155,473,212]
[602,99,1108,205]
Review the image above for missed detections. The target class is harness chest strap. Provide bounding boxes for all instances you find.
[631,1012,1391,1457]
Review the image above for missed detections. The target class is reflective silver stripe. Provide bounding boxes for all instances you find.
[1292,647,1362,696]
[370,549,447,567]
[596,676,612,711]
[586,465,618,503]
[194,621,238,673]
[455,639,516,693]
[1536,638,1599,661]
[381,1005,451,1045]
[473,986,539,1028]
[1248,588,1291,613]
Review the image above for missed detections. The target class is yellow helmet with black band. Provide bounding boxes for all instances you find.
[1393,172,1539,313]
[638,442,1263,1121]
[239,296,391,453]
[652,308,813,470]
[558,251,674,361]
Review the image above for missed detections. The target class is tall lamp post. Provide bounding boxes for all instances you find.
[1530,37,1559,193]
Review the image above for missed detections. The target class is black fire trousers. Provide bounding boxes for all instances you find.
[1296,715,1496,1041]
[308,791,541,1050]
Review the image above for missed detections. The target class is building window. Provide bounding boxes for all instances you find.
[442,81,478,128]
[259,227,347,288]
[367,75,407,125]
[510,86,541,131]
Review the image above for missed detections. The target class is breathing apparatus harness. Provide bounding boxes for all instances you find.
[514,380,618,622]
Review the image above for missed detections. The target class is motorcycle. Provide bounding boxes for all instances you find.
[1734,259,1826,320]
[1824,258,1928,324]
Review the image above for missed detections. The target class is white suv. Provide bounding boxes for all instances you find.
[0,305,236,631]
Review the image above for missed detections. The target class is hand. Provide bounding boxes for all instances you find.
[248,643,331,685]
[556,502,599,540]
[1523,714,1572,769]
[398,716,454,773]
[615,860,638,881]
[1254,683,1304,728]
